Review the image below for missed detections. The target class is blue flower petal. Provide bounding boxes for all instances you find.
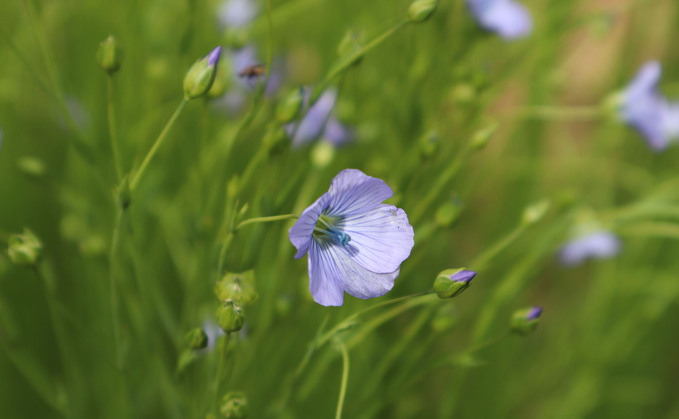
[326,169,394,217]
[290,89,337,148]
[339,205,414,274]
[289,193,330,259]
[558,231,621,267]
[323,116,353,147]
[310,240,399,305]
[468,0,532,40]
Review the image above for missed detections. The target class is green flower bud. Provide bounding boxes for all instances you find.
[97,35,123,75]
[511,306,543,335]
[220,392,248,418]
[471,122,498,150]
[184,46,222,100]
[418,130,439,158]
[408,0,438,23]
[215,271,258,306]
[216,300,245,333]
[185,328,208,350]
[176,349,198,374]
[207,65,232,100]
[7,228,42,266]
[17,156,46,178]
[435,199,462,227]
[450,83,476,105]
[276,88,305,123]
[521,200,550,225]
[434,268,476,299]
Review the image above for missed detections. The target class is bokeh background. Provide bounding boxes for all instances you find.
[1,0,679,418]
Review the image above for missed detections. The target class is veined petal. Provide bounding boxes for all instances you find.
[289,193,330,259]
[322,243,399,300]
[308,240,345,306]
[326,169,393,217]
[340,204,414,274]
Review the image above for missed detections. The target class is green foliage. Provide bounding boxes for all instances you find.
[1,0,679,418]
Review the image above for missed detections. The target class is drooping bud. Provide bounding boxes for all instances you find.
[511,306,542,335]
[276,87,305,123]
[433,268,476,299]
[183,46,222,100]
[96,35,123,75]
[408,0,438,23]
[7,228,42,266]
[220,392,248,418]
[216,300,245,333]
[185,328,208,350]
[215,271,258,306]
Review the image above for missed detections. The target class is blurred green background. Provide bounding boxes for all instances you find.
[1,0,679,417]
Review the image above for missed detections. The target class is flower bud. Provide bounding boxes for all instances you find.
[511,306,542,335]
[215,271,258,306]
[97,35,123,75]
[276,87,305,123]
[311,141,336,168]
[216,300,245,333]
[17,156,46,178]
[184,46,222,100]
[418,130,439,158]
[7,229,42,266]
[433,268,476,299]
[435,198,462,227]
[220,392,248,418]
[185,328,208,350]
[521,200,550,225]
[408,0,438,23]
[471,122,497,150]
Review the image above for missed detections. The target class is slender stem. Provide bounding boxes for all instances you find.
[236,214,298,230]
[335,341,350,419]
[109,210,124,368]
[469,223,527,271]
[130,98,189,191]
[516,105,603,121]
[107,76,123,181]
[212,333,231,413]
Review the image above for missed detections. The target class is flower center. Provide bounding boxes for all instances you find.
[313,214,351,246]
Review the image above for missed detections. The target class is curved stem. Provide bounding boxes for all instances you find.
[107,76,123,181]
[236,213,298,230]
[130,98,189,191]
[335,341,350,419]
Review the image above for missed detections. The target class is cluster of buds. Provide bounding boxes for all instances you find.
[214,271,258,333]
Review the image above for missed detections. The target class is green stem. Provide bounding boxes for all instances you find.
[236,214,298,230]
[315,20,409,98]
[107,76,123,181]
[469,223,527,271]
[109,210,124,368]
[517,105,603,121]
[130,98,189,191]
[212,333,231,414]
[335,341,350,419]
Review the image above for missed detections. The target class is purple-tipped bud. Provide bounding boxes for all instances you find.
[511,306,542,335]
[434,268,476,298]
[183,46,222,99]
[207,46,222,67]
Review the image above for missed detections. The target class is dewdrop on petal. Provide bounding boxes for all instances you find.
[8,229,42,267]
[185,328,208,350]
[220,392,248,418]
[511,306,542,335]
[96,35,123,75]
[434,268,476,299]
[184,46,222,100]
[408,0,438,22]
[216,300,245,333]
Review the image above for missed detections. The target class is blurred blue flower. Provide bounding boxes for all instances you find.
[558,231,621,267]
[526,306,542,321]
[289,169,415,306]
[218,0,258,29]
[287,89,354,148]
[466,0,532,40]
[620,61,679,151]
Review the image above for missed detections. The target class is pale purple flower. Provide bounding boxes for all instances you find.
[526,306,542,321]
[287,89,353,148]
[558,231,621,267]
[289,169,415,307]
[218,0,258,29]
[450,269,476,284]
[620,62,679,151]
[466,0,532,39]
